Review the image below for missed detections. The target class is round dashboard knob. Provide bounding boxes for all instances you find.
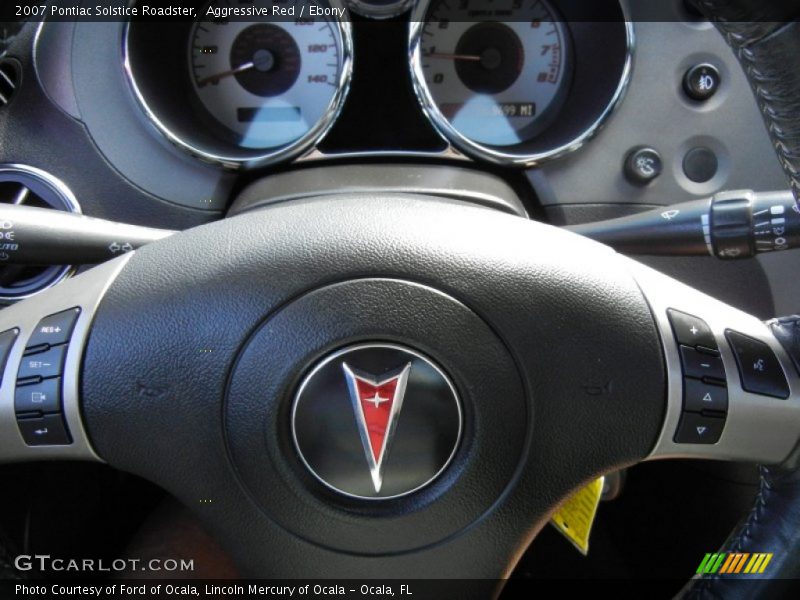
[624,146,663,185]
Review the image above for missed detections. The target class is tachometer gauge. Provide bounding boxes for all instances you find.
[124,0,352,169]
[410,0,634,167]
[411,0,571,153]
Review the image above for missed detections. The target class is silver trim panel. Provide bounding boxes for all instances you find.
[628,258,800,464]
[0,254,132,463]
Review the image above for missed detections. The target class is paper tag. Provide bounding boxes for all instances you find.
[549,476,604,555]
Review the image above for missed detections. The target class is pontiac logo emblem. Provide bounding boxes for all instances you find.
[342,363,411,493]
[292,344,462,500]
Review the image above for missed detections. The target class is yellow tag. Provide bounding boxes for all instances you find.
[549,476,604,555]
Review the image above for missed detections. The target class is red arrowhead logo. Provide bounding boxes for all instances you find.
[342,362,412,493]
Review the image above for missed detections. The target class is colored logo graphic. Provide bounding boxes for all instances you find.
[696,552,773,575]
[342,362,411,493]
[292,344,462,499]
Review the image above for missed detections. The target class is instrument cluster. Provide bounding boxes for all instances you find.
[124,0,631,169]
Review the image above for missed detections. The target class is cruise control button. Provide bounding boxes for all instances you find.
[25,308,80,350]
[17,414,72,446]
[683,378,727,414]
[674,413,725,444]
[0,328,19,384]
[725,330,789,399]
[668,309,717,349]
[17,345,67,381]
[15,378,61,414]
[679,345,726,382]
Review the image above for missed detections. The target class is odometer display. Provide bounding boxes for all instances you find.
[415,0,570,147]
[190,0,346,150]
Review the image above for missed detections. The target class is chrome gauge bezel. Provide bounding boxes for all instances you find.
[122,3,353,170]
[0,164,80,302]
[408,0,634,167]
[346,0,415,19]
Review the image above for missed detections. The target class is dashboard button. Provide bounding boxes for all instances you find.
[683,63,720,101]
[683,378,727,414]
[25,308,80,351]
[15,378,61,414]
[17,345,67,382]
[624,147,662,185]
[683,147,718,183]
[668,309,717,349]
[17,414,72,446]
[674,412,725,444]
[725,330,789,399]
[0,328,19,384]
[679,345,726,382]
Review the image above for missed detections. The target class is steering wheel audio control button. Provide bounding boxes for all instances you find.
[17,344,67,382]
[668,309,717,350]
[25,307,80,350]
[674,412,725,444]
[679,345,726,382]
[725,330,790,399]
[17,414,72,446]
[683,378,727,414]
[683,63,720,101]
[0,327,19,384]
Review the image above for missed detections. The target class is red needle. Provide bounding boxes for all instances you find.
[425,52,482,62]
[196,61,255,87]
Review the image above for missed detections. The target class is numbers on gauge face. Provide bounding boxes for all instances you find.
[190,0,342,150]
[419,0,570,146]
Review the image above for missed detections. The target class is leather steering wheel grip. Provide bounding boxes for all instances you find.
[681,467,800,599]
[681,318,800,600]
[692,0,800,201]
[682,2,800,595]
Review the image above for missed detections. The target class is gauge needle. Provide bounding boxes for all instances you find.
[425,52,482,62]
[197,61,255,87]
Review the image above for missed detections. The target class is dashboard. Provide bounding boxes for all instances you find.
[0,0,795,316]
[122,0,628,168]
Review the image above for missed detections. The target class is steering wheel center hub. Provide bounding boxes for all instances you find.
[222,277,527,554]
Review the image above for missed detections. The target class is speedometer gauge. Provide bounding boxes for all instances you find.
[412,0,571,152]
[190,1,346,151]
[124,0,352,169]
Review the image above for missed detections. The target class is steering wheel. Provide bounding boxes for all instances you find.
[1,1,800,597]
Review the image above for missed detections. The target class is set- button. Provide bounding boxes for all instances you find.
[17,345,68,381]
[668,309,727,444]
[15,308,80,446]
